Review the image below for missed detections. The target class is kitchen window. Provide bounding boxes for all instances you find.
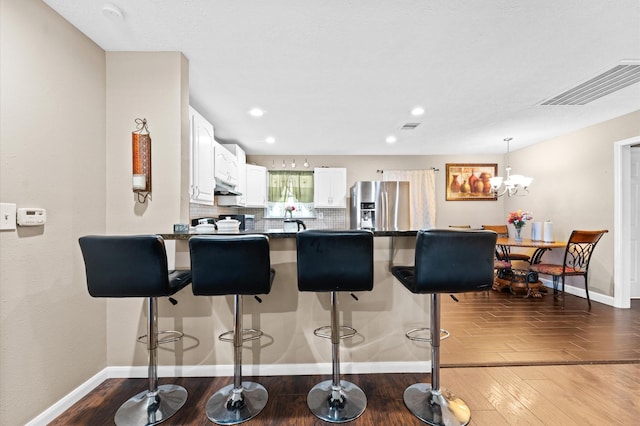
[265,171,316,218]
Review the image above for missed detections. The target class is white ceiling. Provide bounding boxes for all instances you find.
[43,0,640,155]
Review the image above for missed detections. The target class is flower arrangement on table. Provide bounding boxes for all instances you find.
[284,205,296,218]
[507,210,533,241]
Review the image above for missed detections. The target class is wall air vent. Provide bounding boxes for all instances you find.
[401,122,420,130]
[541,62,640,105]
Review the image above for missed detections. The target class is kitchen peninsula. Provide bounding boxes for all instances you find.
[158,229,432,377]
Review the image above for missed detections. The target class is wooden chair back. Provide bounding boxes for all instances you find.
[482,225,508,237]
[563,230,609,274]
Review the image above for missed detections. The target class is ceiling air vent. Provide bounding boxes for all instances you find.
[401,122,420,130]
[541,62,640,105]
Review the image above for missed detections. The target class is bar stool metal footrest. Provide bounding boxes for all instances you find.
[218,328,264,343]
[137,330,184,345]
[405,327,450,343]
[313,325,357,340]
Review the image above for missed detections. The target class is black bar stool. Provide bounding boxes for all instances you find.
[391,229,496,426]
[296,230,374,423]
[189,235,274,425]
[78,235,191,426]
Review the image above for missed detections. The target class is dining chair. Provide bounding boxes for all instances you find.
[482,224,531,263]
[529,229,608,308]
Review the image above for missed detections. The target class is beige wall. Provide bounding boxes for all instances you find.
[104,52,190,365]
[0,0,106,424]
[2,1,639,423]
[505,111,640,297]
[246,154,509,228]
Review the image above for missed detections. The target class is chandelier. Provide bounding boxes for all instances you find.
[490,138,533,197]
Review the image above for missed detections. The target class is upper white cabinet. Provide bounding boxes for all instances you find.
[189,106,215,205]
[214,143,239,188]
[244,164,268,208]
[217,144,247,206]
[313,167,347,208]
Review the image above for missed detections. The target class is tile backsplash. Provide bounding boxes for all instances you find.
[190,203,348,230]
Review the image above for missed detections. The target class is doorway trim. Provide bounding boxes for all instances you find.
[614,135,640,308]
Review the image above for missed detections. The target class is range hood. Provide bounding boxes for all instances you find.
[214,178,242,196]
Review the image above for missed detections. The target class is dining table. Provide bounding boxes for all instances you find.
[494,237,567,298]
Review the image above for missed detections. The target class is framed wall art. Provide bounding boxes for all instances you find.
[445,163,498,201]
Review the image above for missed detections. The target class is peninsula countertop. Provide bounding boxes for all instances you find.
[160,229,420,240]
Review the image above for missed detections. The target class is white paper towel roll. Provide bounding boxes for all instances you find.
[543,221,554,242]
[531,222,543,241]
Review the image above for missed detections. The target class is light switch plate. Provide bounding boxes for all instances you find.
[0,203,17,230]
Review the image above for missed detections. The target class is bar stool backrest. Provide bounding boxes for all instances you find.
[297,230,374,292]
[79,235,174,298]
[189,234,273,296]
[411,229,496,294]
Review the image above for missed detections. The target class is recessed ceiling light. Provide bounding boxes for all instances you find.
[102,3,124,21]
[411,106,425,116]
[386,135,397,144]
[265,136,275,144]
[249,108,265,117]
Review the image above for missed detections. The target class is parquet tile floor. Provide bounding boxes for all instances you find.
[50,291,640,425]
[441,290,640,366]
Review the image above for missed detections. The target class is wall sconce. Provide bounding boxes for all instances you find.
[291,159,297,168]
[132,118,151,203]
[303,158,309,168]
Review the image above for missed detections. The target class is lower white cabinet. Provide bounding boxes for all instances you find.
[313,167,347,208]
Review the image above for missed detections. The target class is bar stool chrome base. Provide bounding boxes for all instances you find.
[114,384,188,426]
[205,382,268,425]
[307,379,367,423]
[403,383,470,426]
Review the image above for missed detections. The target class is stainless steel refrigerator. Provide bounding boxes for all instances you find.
[350,181,410,230]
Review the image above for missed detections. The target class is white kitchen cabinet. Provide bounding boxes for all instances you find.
[217,144,247,206]
[189,106,215,205]
[214,143,239,188]
[244,164,267,207]
[313,167,347,208]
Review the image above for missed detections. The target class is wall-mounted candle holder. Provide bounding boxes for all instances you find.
[132,118,151,203]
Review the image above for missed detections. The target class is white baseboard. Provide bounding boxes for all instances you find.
[540,278,615,306]
[25,369,109,426]
[27,361,429,425]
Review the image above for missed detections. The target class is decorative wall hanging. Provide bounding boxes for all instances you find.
[132,118,151,203]
[445,163,498,201]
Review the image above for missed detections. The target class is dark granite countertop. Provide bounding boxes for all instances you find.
[161,229,419,240]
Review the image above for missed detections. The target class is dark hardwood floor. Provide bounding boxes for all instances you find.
[50,291,640,425]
